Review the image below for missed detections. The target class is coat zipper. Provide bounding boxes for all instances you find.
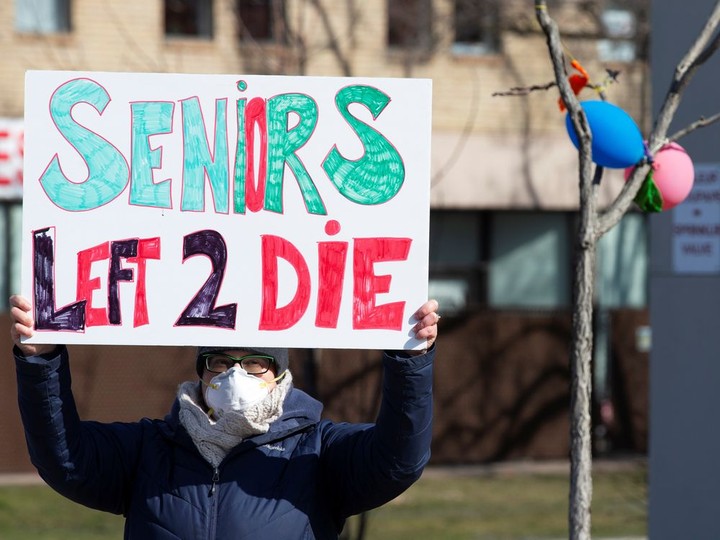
[209,467,220,497]
[207,466,219,540]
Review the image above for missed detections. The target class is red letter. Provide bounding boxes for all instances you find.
[353,238,411,330]
[315,241,348,328]
[260,235,311,330]
[128,237,161,327]
[245,97,267,212]
[76,241,110,327]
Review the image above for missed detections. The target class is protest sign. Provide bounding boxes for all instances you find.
[21,70,432,350]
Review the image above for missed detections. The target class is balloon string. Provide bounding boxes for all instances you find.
[557,51,590,111]
[643,141,654,165]
[561,43,595,88]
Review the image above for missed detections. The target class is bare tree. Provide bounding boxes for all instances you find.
[534,1,720,538]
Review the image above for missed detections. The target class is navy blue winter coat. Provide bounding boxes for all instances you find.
[15,345,434,539]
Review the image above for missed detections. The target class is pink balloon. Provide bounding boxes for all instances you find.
[625,142,694,210]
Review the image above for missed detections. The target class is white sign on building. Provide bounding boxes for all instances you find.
[673,164,720,274]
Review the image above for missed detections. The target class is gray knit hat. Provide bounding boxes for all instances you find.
[196,346,289,377]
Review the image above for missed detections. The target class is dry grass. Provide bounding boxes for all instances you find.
[0,461,647,540]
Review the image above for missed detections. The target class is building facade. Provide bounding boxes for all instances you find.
[0,0,650,469]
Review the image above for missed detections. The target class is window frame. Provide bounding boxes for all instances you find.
[15,0,71,35]
[387,0,434,51]
[451,0,501,56]
[237,0,286,44]
[164,0,214,40]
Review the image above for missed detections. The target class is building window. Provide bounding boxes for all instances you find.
[0,201,22,311]
[15,0,71,34]
[596,212,647,308]
[165,0,213,38]
[429,210,648,315]
[429,210,485,314]
[597,7,637,62]
[488,212,570,309]
[237,0,285,42]
[387,0,433,50]
[452,0,500,55]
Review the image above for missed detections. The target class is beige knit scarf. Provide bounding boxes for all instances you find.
[177,371,292,467]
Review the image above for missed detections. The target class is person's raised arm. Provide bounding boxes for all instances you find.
[320,299,439,517]
[407,298,439,353]
[10,294,139,514]
[9,294,57,357]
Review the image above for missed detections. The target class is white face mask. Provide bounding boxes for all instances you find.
[203,367,275,418]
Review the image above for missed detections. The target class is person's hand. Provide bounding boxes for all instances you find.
[9,295,57,357]
[411,299,440,353]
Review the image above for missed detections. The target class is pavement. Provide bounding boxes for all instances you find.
[0,471,43,485]
[422,455,646,478]
[0,456,647,486]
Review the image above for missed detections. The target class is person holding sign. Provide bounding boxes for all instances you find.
[9,294,439,539]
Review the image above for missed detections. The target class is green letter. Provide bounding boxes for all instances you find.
[322,85,405,205]
[40,78,129,211]
[266,93,326,215]
[180,97,229,213]
[232,97,247,214]
[130,101,173,208]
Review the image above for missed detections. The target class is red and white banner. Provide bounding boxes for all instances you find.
[0,117,24,199]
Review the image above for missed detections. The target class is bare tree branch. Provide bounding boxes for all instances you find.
[491,81,556,96]
[587,69,621,101]
[306,0,353,76]
[492,69,620,99]
[103,2,166,72]
[652,2,720,142]
[534,5,595,192]
[668,112,720,142]
[598,0,720,236]
[432,68,481,188]
[345,0,360,49]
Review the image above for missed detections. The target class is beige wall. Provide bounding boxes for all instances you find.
[0,0,648,209]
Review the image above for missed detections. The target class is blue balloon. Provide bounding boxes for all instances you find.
[565,101,644,169]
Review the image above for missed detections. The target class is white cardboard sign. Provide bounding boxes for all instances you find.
[21,71,432,350]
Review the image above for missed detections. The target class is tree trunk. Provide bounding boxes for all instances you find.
[534,1,720,538]
[569,230,596,540]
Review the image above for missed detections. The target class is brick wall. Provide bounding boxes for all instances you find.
[0,1,647,133]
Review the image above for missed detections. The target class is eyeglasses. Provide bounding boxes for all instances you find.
[202,352,276,375]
